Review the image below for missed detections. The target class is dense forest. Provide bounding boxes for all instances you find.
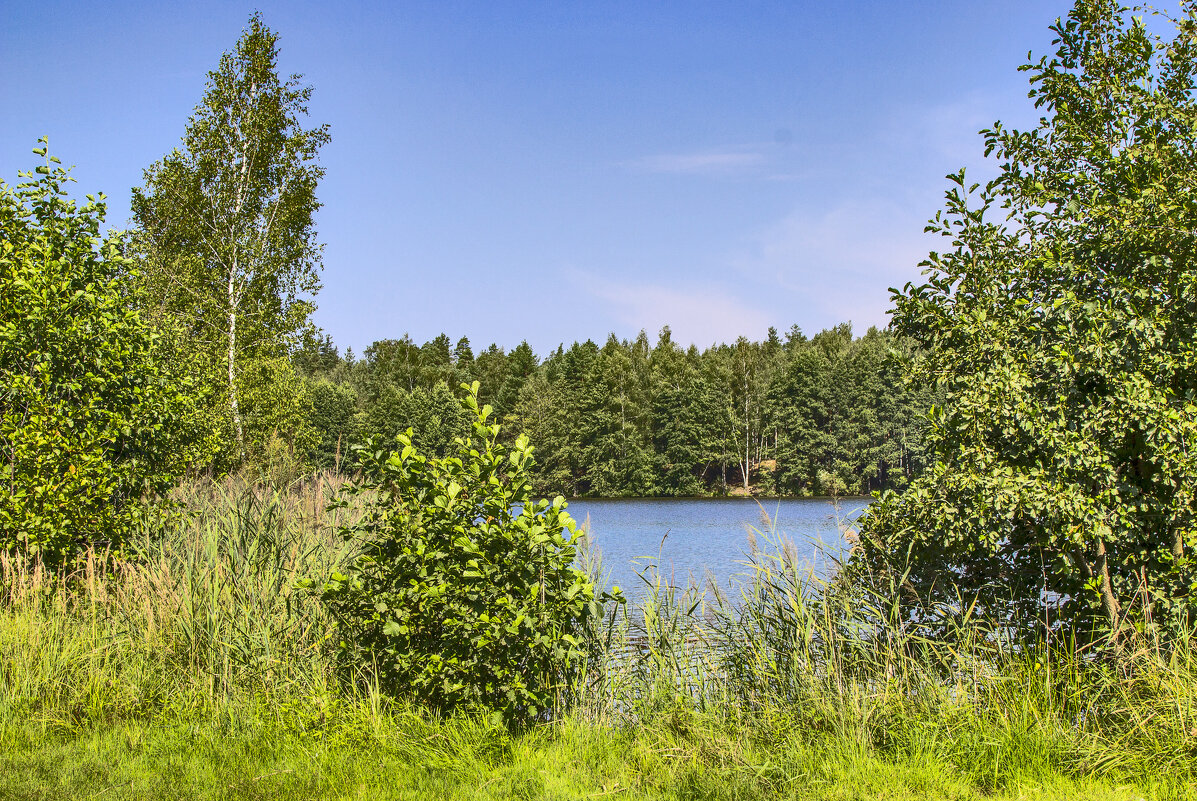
[292,323,933,498]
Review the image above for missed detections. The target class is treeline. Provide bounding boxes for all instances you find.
[294,323,934,498]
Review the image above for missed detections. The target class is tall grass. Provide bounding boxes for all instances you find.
[2,476,1196,798]
[0,473,354,727]
[578,512,1197,793]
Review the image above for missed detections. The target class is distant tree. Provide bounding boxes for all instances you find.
[293,329,342,378]
[511,371,576,495]
[364,383,469,457]
[493,340,538,421]
[845,330,931,494]
[770,336,838,495]
[363,336,422,395]
[650,328,720,495]
[132,12,329,463]
[574,335,655,496]
[474,344,509,408]
[338,325,927,500]
[419,334,454,387]
[453,336,476,384]
[307,379,358,470]
[238,355,316,466]
[704,337,774,492]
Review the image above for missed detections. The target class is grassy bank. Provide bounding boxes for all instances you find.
[2,475,1195,800]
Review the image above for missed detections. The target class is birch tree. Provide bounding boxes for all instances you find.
[132,13,329,461]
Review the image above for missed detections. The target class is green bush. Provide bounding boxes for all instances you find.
[0,143,213,567]
[317,383,600,725]
[305,378,358,470]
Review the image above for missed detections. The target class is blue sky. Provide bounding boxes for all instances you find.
[2,1,1079,355]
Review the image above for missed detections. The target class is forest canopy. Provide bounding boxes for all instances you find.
[292,324,933,499]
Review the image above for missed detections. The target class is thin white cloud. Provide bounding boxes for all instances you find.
[731,198,938,331]
[907,92,999,166]
[886,90,1041,183]
[625,147,766,176]
[576,272,776,347]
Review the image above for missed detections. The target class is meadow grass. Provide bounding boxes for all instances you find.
[2,474,1195,799]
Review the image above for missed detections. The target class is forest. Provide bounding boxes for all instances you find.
[292,323,932,498]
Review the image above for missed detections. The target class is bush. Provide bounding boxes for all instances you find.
[317,383,600,725]
[0,143,213,567]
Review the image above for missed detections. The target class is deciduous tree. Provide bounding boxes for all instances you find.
[132,13,329,463]
[857,0,1197,641]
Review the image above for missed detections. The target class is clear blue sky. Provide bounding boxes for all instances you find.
[2,1,1079,356]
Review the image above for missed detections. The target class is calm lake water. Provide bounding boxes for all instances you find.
[564,497,870,600]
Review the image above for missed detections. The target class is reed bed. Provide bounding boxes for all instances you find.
[0,473,353,725]
[2,476,1195,799]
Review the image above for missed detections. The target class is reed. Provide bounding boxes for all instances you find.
[577,511,1197,794]
[2,476,1194,799]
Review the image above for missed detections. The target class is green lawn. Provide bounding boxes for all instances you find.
[1,707,1183,801]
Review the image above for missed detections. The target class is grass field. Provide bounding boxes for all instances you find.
[2,475,1195,800]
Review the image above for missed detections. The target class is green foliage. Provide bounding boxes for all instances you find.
[648,329,722,496]
[0,143,213,566]
[575,334,657,497]
[132,12,329,465]
[239,355,317,472]
[305,378,358,470]
[318,383,601,725]
[364,381,470,457]
[508,371,576,494]
[857,0,1197,640]
[771,326,930,496]
[292,329,343,378]
[339,324,929,498]
[495,340,538,418]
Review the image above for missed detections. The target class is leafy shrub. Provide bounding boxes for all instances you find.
[856,1,1197,643]
[317,383,600,725]
[0,143,213,567]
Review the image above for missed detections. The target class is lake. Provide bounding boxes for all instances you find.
[564,497,870,600]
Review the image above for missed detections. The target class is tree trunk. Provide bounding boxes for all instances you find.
[227,299,244,459]
[742,389,750,491]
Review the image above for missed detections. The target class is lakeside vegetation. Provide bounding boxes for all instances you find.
[3,477,1195,799]
[6,0,1197,798]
